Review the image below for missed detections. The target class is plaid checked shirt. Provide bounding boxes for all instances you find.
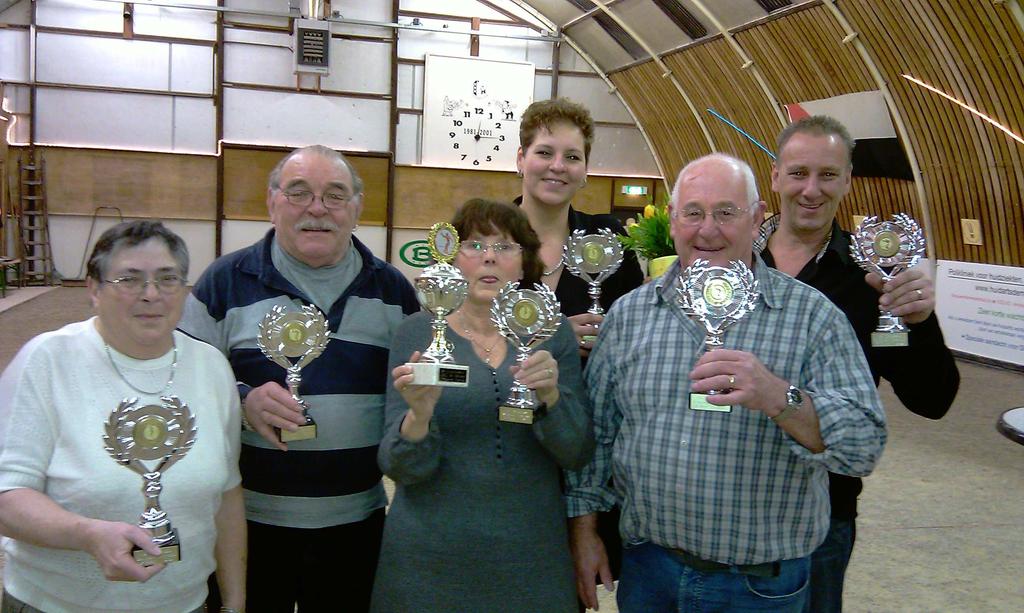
[565,255,886,565]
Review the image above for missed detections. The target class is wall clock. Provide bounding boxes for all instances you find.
[422,55,535,171]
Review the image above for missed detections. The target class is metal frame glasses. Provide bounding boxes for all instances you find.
[104,274,186,296]
[277,188,353,209]
[672,205,751,227]
[458,241,523,259]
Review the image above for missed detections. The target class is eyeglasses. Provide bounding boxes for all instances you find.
[672,206,749,227]
[277,188,353,209]
[104,274,186,295]
[458,241,523,259]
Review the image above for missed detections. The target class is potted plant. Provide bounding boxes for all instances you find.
[619,201,677,278]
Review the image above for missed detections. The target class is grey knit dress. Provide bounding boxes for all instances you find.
[370,311,594,613]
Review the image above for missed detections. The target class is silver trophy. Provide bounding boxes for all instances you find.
[676,259,760,412]
[491,281,561,424]
[103,396,197,566]
[849,214,926,347]
[563,228,624,342]
[257,304,331,441]
[408,222,470,387]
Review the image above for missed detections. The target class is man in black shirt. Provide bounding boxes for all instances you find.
[757,115,960,612]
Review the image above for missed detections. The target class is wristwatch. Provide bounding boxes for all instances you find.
[772,385,803,423]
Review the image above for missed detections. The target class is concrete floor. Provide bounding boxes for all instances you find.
[1,288,1022,611]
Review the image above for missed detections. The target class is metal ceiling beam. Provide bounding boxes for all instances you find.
[85,0,561,41]
[561,0,626,30]
[820,0,934,260]
[588,0,716,151]
[688,0,786,127]
[504,0,672,188]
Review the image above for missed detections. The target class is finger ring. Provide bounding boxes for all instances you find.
[579,339,586,347]
[547,367,554,376]
[728,374,736,387]
[916,289,923,299]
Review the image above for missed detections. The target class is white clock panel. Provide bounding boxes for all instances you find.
[422,55,535,171]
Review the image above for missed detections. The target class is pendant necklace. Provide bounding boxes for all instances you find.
[105,341,178,396]
[458,314,503,368]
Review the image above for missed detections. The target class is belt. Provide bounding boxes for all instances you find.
[668,547,780,578]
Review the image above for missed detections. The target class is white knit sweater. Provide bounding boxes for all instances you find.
[0,318,241,613]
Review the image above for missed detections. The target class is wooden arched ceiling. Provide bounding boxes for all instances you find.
[512,0,1024,266]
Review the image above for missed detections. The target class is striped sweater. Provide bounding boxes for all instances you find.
[179,230,418,528]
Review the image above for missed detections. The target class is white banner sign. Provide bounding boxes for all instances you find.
[935,260,1024,365]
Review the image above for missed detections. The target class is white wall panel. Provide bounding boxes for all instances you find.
[589,125,659,176]
[221,220,273,257]
[397,25,470,60]
[134,2,218,41]
[172,98,217,153]
[50,215,216,282]
[389,227,430,283]
[170,44,214,94]
[0,29,30,81]
[222,88,391,151]
[330,0,391,37]
[224,41,294,88]
[353,225,387,261]
[534,74,552,102]
[223,0,289,29]
[335,0,392,22]
[395,113,420,165]
[4,84,30,144]
[525,38,553,71]
[36,33,170,90]
[36,0,123,32]
[401,0,504,19]
[559,74,632,123]
[396,63,418,108]
[35,89,174,149]
[477,23,538,63]
[319,39,391,94]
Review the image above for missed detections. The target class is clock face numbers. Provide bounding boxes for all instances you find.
[444,98,516,167]
[422,56,535,171]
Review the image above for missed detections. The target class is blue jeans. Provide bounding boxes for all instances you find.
[805,518,856,613]
[617,542,810,613]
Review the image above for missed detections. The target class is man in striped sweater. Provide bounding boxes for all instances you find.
[179,145,418,612]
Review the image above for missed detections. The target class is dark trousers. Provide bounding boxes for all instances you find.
[805,518,856,613]
[209,509,385,613]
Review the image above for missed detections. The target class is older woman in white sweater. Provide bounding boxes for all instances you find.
[0,221,245,613]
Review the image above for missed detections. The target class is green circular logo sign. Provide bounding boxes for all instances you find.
[400,240,432,268]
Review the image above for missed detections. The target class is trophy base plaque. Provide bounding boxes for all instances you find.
[498,405,536,425]
[871,331,908,348]
[689,393,732,413]
[133,543,180,566]
[280,423,318,442]
[408,362,469,387]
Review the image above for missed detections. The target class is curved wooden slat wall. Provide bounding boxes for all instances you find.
[841,0,1024,266]
[613,0,1024,266]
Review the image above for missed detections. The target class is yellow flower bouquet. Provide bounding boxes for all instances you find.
[619,203,677,277]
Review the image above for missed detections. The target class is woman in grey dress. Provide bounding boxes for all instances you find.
[370,199,594,613]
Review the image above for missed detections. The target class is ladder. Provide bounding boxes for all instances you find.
[17,151,54,285]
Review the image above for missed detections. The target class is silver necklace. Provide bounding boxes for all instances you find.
[104,341,178,396]
[542,260,563,277]
[457,314,503,367]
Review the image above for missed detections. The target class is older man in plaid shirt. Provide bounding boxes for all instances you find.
[566,153,886,613]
